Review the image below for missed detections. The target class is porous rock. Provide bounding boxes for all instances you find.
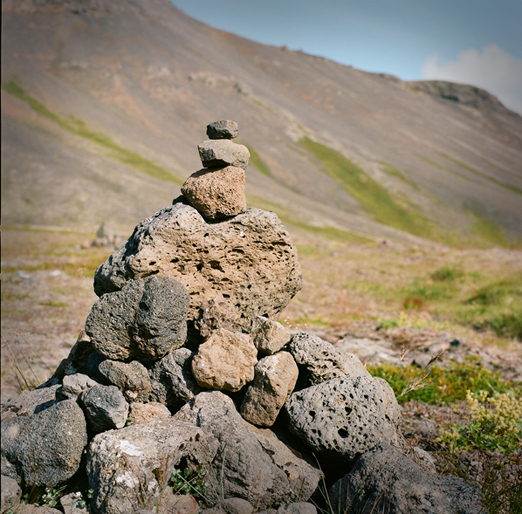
[1,474,21,513]
[191,329,257,392]
[86,275,188,361]
[181,166,246,221]
[57,373,98,400]
[86,419,211,514]
[240,352,298,427]
[197,140,249,169]
[196,295,240,340]
[251,317,291,356]
[149,348,201,411]
[329,442,485,514]
[200,498,253,514]
[277,504,317,514]
[287,333,370,389]
[93,203,302,335]
[285,376,403,467]
[206,120,239,140]
[12,505,63,513]
[173,391,321,510]
[98,360,151,403]
[1,400,87,487]
[1,384,60,420]
[81,384,129,433]
[128,402,171,425]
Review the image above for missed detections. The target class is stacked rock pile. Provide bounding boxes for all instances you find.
[1,122,484,514]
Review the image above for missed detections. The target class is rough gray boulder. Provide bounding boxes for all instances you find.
[285,376,403,466]
[98,360,151,403]
[1,384,60,420]
[173,391,321,510]
[149,348,201,412]
[328,442,486,514]
[93,203,302,335]
[57,373,98,400]
[206,120,239,140]
[81,384,129,433]
[1,474,21,513]
[197,140,250,169]
[86,418,211,514]
[200,498,253,514]
[86,275,189,361]
[181,166,247,221]
[287,333,370,389]
[240,352,298,427]
[277,504,316,514]
[1,400,87,487]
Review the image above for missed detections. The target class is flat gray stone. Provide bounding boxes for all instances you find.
[198,140,249,169]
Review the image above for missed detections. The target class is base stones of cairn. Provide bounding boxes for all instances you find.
[93,202,303,335]
[181,166,247,221]
[191,329,257,392]
[86,275,189,361]
[240,352,298,427]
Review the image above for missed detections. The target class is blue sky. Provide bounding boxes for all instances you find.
[169,0,522,115]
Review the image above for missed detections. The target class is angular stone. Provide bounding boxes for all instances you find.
[285,376,404,467]
[86,275,189,361]
[57,373,98,400]
[201,498,253,514]
[94,203,303,335]
[149,348,202,411]
[192,329,257,392]
[329,443,484,514]
[251,317,291,356]
[1,400,87,487]
[81,384,129,433]
[240,352,298,427]
[197,140,249,169]
[206,120,239,140]
[196,295,240,340]
[1,385,60,420]
[1,474,21,513]
[173,391,321,510]
[128,402,172,425]
[182,166,246,221]
[86,418,211,514]
[288,333,370,389]
[98,360,151,403]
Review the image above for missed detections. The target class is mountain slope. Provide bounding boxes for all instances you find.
[2,0,522,246]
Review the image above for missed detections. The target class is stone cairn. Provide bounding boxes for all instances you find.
[1,122,484,514]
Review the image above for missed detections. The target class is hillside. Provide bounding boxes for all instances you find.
[2,0,522,247]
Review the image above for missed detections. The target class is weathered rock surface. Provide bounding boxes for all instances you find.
[149,348,201,411]
[206,120,239,140]
[86,419,211,514]
[81,384,129,433]
[181,166,247,221]
[329,442,485,514]
[60,491,90,514]
[191,329,257,392]
[1,385,60,420]
[1,474,21,513]
[86,276,189,361]
[197,140,250,169]
[240,352,298,426]
[196,295,240,340]
[57,373,98,400]
[251,317,291,356]
[285,376,403,466]
[93,203,303,335]
[287,333,370,389]
[128,402,171,425]
[173,391,321,510]
[1,400,87,487]
[12,505,63,513]
[98,360,151,403]
[200,498,253,514]
[277,504,317,514]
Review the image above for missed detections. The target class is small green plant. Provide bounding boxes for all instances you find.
[170,465,208,507]
[430,266,464,282]
[437,390,522,453]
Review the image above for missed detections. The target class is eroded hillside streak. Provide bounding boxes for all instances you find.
[2,78,182,184]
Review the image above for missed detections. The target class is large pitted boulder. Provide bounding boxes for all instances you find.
[86,275,189,361]
[287,333,370,389]
[240,352,299,427]
[173,391,321,510]
[329,443,485,514]
[1,400,87,487]
[86,419,211,514]
[181,166,247,221]
[191,329,257,392]
[285,376,404,467]
[93,202,303,334]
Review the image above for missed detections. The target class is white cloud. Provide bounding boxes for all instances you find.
[422,44,522,115]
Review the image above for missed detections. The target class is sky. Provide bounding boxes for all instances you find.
[169,0,522,115]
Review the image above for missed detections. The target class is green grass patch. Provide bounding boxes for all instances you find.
[465,206,509,247]
[3,77,181,184]
[430,266,465,282]
[378,161,420,190]
[39,301,69,308]
[299,138,439,238]
[368,361,522,405]
[243,144,271,176]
